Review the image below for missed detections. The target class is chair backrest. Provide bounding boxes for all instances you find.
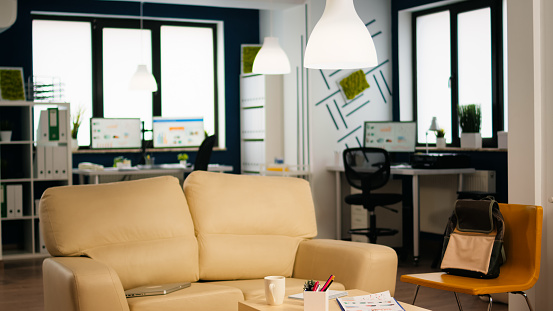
[194,134,216,171]
[343,147,391,191]
[499,203,543,289]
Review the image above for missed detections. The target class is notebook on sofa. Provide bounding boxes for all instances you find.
[125,282,191,298]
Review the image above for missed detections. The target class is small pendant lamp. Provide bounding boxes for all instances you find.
[252,36,291,74]
[129,1,158,92]
[252,3,290,75]
[304,0,377,70]
[129,65,158,91]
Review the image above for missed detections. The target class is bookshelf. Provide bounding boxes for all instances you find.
[0,101,72,260]
[240,74,284,174]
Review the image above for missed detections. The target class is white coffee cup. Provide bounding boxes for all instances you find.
[264,276,285,305]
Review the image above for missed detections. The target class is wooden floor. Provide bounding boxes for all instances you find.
[0,241,508,311]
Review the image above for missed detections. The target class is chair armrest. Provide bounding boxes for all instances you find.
[43,257,129,311]
[292,239,398,295]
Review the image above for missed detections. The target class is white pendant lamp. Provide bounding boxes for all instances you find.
[129,2,158,92]
[304,0,378,70]
[129,65,158,91]
[252,37,291,74]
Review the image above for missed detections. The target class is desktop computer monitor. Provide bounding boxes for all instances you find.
[90,118,142,149]
[363,121,417,152]
[152,117,205,148]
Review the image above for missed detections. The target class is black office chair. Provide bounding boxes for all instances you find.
[343,147,403,244]
[193,135,216,171]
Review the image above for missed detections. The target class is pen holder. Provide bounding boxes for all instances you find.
[304,291,328,311]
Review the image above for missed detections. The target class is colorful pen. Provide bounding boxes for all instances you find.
[312,281,319,291]
[320,275,335,291]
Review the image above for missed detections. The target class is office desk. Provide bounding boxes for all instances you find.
[74,164,233,184]
[327,165,475,264]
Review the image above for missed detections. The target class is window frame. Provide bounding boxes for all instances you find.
[412,0,504,147]
[32,14,220,147]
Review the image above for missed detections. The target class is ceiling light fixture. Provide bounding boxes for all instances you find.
[304,0,377,70]
[252,3,290,75]
[129,1,158,92]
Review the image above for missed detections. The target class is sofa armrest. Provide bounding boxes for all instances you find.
[292,239,398,295]
[43,257,129,311]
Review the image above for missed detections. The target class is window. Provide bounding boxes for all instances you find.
[413,0,503,147]
[32,15,220,147]
[32,19,93,146]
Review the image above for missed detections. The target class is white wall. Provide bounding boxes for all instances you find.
[306,0,393,238]
[261,0,393,238]
[507,0,552,309]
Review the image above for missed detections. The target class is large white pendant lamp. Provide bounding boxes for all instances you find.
[129,1,158,92]
[252,36,291,74]
[304,0,378,70]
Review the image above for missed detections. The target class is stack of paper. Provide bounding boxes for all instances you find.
[288,290,348,300]
[336,291,404,311]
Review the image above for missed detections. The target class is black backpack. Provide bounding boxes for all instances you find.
[440,198,506,279]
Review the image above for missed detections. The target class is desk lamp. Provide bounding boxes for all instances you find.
[426,117,439,153]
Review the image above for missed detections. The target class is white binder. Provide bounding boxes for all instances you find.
[14,184,22,217]
[37,110,49,142]
[58,109,68,142]
[35,146,46,179]
[45,146,54,179]
[53,146,68,179]
[6,185,16,218]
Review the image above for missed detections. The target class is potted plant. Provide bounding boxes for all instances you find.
[177,153,189,166]
[435,128,446,148]
[0,120,12,142]
[71,106,85,151]
[459,104,482,148]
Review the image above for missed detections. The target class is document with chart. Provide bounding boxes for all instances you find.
[336,290,404,311]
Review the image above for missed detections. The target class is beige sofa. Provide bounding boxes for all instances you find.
[40,171,398,311]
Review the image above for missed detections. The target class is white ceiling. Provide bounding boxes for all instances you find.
[105,0,306,10]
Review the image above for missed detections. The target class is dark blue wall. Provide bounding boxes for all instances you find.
[0,0,260,174]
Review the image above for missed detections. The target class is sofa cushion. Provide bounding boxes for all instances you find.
[183,171,317,280]
[40,176,199,289]
[126,283,243,311]
[209,278,345,301]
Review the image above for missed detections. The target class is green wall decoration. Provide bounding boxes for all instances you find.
[242,45,261,74]
[339,70,370,100]
[0,68,25,101]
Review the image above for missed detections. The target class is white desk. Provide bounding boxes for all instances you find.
[327,165,475,264]
[74,164,233,184]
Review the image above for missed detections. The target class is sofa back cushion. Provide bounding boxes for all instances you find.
[183,171,317,280]
[40,176,199,289]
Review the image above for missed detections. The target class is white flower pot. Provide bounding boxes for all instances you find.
[71,138,79,152]
[180,160,188,167]
[461,133,482,149]
[0,130,12,142]
[436,137,446,149]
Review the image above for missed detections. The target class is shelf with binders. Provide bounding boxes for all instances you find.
[0,101,70,260]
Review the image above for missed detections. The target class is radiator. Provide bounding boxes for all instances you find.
[419,170,497,234]
[461,170,496,193]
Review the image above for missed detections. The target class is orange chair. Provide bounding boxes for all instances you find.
[401,204,543,311]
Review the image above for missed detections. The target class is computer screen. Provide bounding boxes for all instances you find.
[152,117,205,148]
[363,121,417,152]
[90,118,142,149]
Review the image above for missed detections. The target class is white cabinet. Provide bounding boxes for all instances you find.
[240,75,283,174]
[0,101,72,260]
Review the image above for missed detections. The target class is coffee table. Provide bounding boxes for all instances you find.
[238,289,431,311]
